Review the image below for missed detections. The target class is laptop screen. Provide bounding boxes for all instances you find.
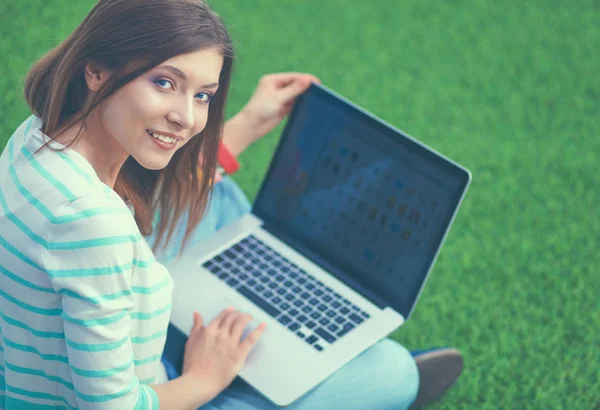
[253,84,471,318]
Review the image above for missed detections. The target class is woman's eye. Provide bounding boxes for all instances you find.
[154,79,173,90]
[196,92,213,103]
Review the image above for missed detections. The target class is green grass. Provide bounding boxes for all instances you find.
[1,1,599,408]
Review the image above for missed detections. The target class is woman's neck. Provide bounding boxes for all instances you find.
[51,112,128,188]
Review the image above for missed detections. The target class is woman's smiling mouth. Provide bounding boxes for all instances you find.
[147,130,182,150]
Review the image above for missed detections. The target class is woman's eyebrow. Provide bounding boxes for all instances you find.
[160,65,219,88]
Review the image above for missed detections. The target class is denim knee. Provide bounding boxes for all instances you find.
[368,338,420,409]
[214,176,251,229]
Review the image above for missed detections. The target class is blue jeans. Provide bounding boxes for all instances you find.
[146,177,420,409]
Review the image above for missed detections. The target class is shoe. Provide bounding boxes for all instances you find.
[409,347,464,408]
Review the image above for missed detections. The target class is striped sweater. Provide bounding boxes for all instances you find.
[0,116,173,409]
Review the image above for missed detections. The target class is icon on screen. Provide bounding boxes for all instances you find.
[408,209,421,224]
[398,203,408,216]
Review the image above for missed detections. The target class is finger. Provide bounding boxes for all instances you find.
[299,74,321,85]
[188,312,204,341]
[230,312,253,341]
[276,76,317,103]
[219,310,239,331]
[265,72,320,88]
[209,306,235,329]
[264,72,304,87]
[194,311,204,328]
[240,322,267,354]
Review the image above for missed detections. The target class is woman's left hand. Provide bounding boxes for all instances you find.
[222,72,321,157]
[240,72,321,139]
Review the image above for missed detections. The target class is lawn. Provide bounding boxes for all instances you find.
[1,0,599,408]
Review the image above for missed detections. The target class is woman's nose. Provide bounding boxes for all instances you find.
[166,98,194,130]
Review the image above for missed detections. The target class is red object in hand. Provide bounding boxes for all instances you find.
[217,143,240,175]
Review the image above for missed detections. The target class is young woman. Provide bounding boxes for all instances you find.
[0,1,462,409]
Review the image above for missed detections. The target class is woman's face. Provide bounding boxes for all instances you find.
[98,48,223,170]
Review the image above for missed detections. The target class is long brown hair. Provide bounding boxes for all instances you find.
[24,0,234,254]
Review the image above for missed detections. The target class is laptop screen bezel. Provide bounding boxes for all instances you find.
[252,83,472,319]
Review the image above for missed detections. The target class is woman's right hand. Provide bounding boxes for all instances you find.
[181,307,267,400]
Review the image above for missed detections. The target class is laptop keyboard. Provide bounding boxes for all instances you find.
[202,235,370,352]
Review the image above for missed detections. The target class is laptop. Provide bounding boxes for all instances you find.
[163,83,472,406]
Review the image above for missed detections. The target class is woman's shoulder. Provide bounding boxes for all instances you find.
[41,193,142,270]
[6,160,131,236]
[4,116,128,217]
[49,191,139,240]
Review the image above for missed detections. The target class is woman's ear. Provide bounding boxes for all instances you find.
[84,61,112,92]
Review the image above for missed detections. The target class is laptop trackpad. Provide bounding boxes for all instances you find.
[199,297,266,342]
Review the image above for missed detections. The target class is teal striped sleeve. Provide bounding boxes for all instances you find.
[41,195,160,410]
[140,385,160,410]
